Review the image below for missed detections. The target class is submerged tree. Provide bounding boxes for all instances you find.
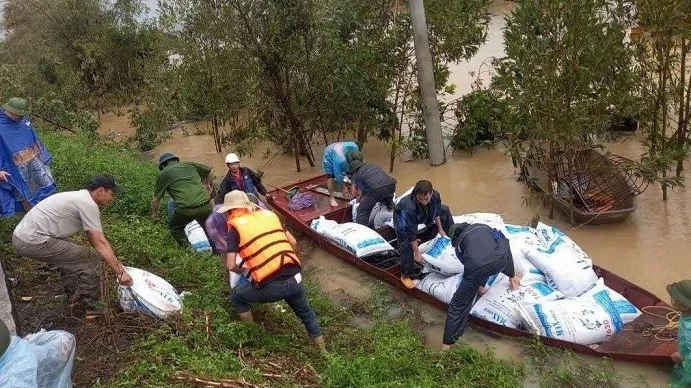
[494,0,638,221]
[633,0,691,200]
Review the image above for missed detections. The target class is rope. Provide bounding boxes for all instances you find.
[623,305,680,341]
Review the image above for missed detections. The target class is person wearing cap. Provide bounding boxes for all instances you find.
[667,279,691,386]
[213,153,270,207]
[345,149,396,227]
[0,97,56,216]
[152,152,214,246]
[394,179,453,289]
[218,190,325,351]
[11,174,133,317]
[322,141,359,207]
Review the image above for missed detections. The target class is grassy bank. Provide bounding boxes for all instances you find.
[3,130,521,387]
[4,130,653,387]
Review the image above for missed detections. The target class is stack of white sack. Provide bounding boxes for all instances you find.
[516,278,641,345]
[117,267,183,319]
[405,216,640,346]
[470,273,564,328]
[310,216,394,258]
[522,223,598,297]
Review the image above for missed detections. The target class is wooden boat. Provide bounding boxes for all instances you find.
[268,174,676,365]
[522,149,647,225]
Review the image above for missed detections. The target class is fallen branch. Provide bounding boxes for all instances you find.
[173,371,266,388]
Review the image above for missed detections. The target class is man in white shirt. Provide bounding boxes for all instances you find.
[12,174,133,317]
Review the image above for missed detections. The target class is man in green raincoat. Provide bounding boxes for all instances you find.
[667,279,691,387]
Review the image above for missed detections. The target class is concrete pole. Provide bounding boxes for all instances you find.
[408,0,445,166]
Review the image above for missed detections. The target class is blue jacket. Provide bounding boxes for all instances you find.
[322,142,358,184]
[394,190,443,243]
[0,111,56,216]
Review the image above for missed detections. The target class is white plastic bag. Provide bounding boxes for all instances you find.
[0,331,76,388]
[0,336,38,387]
[310,217,394,257]
[117,267,183,319]
[184,220,212,253]
[471,277,564,329]
[418,234,464,276]
[414,272,463,304]
[24,330,76,388]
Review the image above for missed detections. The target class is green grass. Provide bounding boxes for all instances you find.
[10,130,532,387]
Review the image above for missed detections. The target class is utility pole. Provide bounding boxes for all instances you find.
[408,0,445,166]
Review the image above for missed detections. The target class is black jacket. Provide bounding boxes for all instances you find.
[452,223,515,277]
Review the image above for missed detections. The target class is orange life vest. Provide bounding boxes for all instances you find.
[228,208,300,284]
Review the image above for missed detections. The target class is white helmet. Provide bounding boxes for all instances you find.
[225,153,240,164]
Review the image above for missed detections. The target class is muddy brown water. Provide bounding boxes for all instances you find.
[95,0,680,384]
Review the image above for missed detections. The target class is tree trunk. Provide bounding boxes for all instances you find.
[408,0,445,166]
[677,38,689,178]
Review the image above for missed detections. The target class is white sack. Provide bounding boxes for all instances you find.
[503,224,547,283]
[310,217,394,257]
[184,220,212,253]
[452,213,506,234]
[471,276,564,329]
[414,272,463,304]
[418,234,464,276]
[523,235,598,297]
[229,255,250,289]
[117,267,183,319]
[517,279,640,345]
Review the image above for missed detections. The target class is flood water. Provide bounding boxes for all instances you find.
[97,0,682,384]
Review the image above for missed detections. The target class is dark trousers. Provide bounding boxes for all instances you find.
[442,259,506,345]
[230,275,321,338]
[398,204,453,277]
[169,202,212,246]
[355,183,396,226]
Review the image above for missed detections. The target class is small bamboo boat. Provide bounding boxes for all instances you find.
[268,174,675,365]
[522,149,647,225]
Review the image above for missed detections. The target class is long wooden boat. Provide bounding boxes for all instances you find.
[268,174,676,365]
[522,149,646,225]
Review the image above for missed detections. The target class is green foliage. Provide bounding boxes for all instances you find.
[523,338,645,388]
[633,0,691,199]
[0,0,166,109]
[130,103,176,151]
[322,321,523,387]
[39,131,158,217]
[449,89,506,153]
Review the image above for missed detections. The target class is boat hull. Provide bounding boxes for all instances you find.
[268,175,675,365]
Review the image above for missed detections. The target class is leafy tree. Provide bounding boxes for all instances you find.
[494,0,638,221]
[633,0,691,200]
